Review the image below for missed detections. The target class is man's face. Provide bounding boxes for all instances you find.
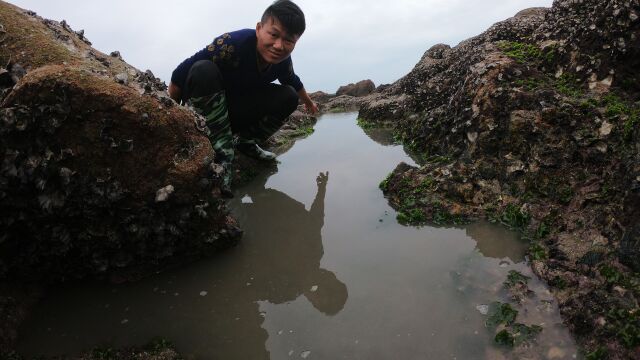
[255,17,299,65]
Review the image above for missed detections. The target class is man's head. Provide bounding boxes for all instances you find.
[256,0,305,65]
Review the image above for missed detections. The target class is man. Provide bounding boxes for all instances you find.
[168,0,317,196]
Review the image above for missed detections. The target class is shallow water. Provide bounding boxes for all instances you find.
[18,112,578,359]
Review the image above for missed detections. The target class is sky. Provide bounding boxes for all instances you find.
[8,0,554,93]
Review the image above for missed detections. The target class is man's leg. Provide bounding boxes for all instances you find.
[183,60,234,195]
[228,84,299,160]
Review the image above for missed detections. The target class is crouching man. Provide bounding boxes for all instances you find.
[168,0,317,196]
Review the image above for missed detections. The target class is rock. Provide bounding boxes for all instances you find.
[358,1,640,357]
[308,90,332,104]
[155,185,175,202]
[599,121,613,136]
[476,304,489,315]
[0,1,241,297]
[115,72,128,85]
[336,79,376,97]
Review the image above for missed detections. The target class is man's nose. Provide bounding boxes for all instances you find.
[273,38,284,50]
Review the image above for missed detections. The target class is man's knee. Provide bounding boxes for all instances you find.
[184,60,224,100]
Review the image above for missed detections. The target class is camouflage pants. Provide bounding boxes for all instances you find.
[183,60,299,184]
[188,91,234,180]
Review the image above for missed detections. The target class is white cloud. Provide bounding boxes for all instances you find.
[8,0,553,92]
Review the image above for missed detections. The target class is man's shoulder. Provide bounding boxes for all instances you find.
[216,29,255,44]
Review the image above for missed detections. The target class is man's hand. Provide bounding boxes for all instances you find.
[305,100,319,114]
[168,82,182,102]
[298,87,319,115]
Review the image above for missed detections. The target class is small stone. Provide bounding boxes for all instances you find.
[476,304,489,315]
[110,51,122,58]
[599,121,613,137]
[310,285,318,292]
[115,73,128,85]
[612,285,627,296]
[121,319,129,324]
[199,291,208,296]
[241,195,253,204]
[155,185,174,202]
[300,351,311,358]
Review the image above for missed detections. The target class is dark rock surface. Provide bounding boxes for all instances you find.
[0,1,241,354]
[359,0,640,357]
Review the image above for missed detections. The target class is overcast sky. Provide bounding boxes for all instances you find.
[9,0,553,93]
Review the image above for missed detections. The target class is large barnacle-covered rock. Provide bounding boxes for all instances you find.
[359,0,640,356]
[0,65,240,281]
[0,1,240,284]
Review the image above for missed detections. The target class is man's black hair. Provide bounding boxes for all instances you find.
[261,0,306,37]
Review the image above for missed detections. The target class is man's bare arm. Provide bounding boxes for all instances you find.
[297,87,318,114]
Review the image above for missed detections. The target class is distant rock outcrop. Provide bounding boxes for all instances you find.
[308,90,332,104]
[336,79,376,97]
[359,0,639,357]
[308,81,376,114]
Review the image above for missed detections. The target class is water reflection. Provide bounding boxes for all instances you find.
[18,169,347,359]
[17,113,578,360]
[361,126,397,146]
[465,222,529,263]
[230,169,348,316]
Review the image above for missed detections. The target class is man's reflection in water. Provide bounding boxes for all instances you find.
[18,170,347,360]
[233,170,347,315]
[188,169,347,358]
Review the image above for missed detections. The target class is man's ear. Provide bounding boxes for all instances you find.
[256,21,262,32]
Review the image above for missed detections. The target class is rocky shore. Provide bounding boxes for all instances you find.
[0,1,319,357]
[3,0,639,358]
[355,0,640,358]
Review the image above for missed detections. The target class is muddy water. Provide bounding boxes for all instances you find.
[17,112,578,359]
